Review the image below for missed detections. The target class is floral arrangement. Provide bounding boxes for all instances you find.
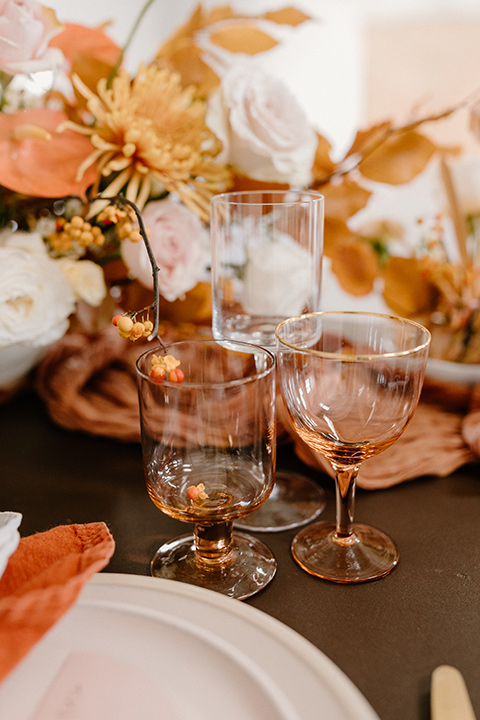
[0,0,476,390]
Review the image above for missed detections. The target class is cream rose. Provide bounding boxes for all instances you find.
[0,0,64,76]
[0,230,75,348]
[207,63,317,187]
[241,231,313,317]
[121,198,209,302]
[57,258,107,307]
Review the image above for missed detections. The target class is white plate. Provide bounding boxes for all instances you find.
[0,573,380,720]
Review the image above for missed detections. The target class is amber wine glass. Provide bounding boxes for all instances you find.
[276,312,431,583]
[136,339,277,600]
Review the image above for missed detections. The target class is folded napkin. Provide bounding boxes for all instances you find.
[0,522,115,684]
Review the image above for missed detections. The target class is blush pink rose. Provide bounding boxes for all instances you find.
[121,198,209,302]
[0,0,64,75]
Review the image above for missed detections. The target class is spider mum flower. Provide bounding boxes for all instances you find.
[61,63,232,221]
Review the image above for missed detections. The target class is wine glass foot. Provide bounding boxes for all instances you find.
[151,531,277,600]
[234,471,326,533]
[291,521,399,583]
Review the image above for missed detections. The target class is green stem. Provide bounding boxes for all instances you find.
[106,0,158,88]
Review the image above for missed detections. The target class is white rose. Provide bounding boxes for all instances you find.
[121,198,209,302]
[57,258,107,307]
[241,231,313,316]
[207,63,317,187]
[0,230,75,348]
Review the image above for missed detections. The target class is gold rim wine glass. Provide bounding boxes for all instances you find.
[136,339,277,600]
[275,312,431,583]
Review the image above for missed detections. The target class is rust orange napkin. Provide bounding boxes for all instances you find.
[0,522,115,684]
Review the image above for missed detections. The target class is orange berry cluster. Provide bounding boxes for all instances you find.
[187,483,208,501]
[97,205,142,243]
[112,314,153,341]
[149,353,185,383]
[49,215,105,253]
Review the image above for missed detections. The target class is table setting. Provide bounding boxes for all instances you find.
[1,1,480,719]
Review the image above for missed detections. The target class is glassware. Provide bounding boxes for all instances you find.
[210,189,326,531]
[276,311,431,583]
[136,339,277,599]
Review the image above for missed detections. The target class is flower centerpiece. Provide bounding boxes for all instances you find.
[0,0,471,391]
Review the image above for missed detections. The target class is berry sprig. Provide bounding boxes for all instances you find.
[149,353,185,383]
[96,205,143,243]
[48,215,105,253]
[112,313,154,341]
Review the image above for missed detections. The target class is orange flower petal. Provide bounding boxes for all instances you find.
[49,23,121,66]
[0,109,97,198]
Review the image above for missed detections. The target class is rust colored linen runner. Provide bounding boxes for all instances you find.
[33,327,479,489]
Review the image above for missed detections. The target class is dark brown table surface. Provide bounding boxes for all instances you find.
[1,390,479,720]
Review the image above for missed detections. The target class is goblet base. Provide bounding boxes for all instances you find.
[291,521,399,583]
[234,471,326,532]
[151,531,277,600]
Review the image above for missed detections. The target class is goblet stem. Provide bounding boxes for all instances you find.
[333,464,358,540]
[194,522,234,566]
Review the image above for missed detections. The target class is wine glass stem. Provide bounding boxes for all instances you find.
[194,521,234,566]
[333,465,358,540]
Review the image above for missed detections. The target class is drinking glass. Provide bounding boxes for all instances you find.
[136,339,277,599]
[210,189,325,531]
[276,312,431,583]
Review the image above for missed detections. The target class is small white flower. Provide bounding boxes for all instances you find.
[57,258,107,307]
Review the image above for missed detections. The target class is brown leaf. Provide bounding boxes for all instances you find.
[321,179,372,221]
[209,25,278,54]
[155,43,219,96]
[345,122,391,159]
[358,130,437,185]
[382,256,439,316]
[71,55,114,98]
[203,6,239,25]
[311,132,335,182]
[330,240,381,296]
[324,218,359,257]
[231,174,289,192]
[264,7,311,25]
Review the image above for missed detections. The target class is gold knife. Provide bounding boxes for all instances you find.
[431,665,477,720]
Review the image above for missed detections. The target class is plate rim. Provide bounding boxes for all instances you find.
[86,572,380,720]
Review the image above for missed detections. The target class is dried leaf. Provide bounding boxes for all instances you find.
[324,218,359,257]
[311,132,335,182]
[264,7,311,26]
[71,55,115,98]
[231,174,289,192]
[330,240,381,296]
[321,179,372,221]
[358,130,437,185]
[155,43,220,96]
[382,256,439,316]
[345,122,391,159]
[203,5,238,25]
[209,25,278,54]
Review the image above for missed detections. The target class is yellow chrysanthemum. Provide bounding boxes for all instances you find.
[61,63,232,221]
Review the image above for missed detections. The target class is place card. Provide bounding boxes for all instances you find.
[30,650,179,720]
